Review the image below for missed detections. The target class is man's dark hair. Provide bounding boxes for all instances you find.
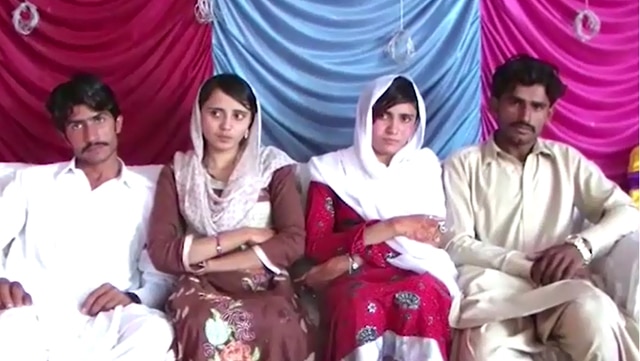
[46,73,121,131]
[491,54,567,105]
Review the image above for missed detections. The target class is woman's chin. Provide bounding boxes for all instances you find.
[206,140,240,153]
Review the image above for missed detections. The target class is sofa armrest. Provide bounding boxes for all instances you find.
[592,231,639,321]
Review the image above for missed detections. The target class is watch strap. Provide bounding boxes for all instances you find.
[125,291,142,304]
[566,235,592,264]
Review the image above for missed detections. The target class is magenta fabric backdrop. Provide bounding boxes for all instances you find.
[481,0,639,185]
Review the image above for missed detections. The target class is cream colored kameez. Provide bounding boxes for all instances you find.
[444,138,639,361]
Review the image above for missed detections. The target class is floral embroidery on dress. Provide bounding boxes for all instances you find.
[393,291,421,310]
[277,308,293,324]
[179,305,191,320]
[384,251,398,260]
[202,297,261,361]
[355,325,378,346]
[367,302,377,313]
[241,269,272,292]
[324,197,334,214]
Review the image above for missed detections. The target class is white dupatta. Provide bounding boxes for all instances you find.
[307,75,460,297]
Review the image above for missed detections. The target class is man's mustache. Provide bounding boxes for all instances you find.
[82,142,108,153]
[510,122,535,132]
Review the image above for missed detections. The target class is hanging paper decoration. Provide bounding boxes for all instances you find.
[386,0,415,65]
[12,1,40,36]
[194,0,215,24]
[573,0,600,42]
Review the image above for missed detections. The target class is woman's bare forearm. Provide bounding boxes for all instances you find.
[201,249,262,272]
[187,228,254,264]
[363,219,400,245]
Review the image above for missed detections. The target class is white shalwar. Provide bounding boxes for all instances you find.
[0,161,174,361]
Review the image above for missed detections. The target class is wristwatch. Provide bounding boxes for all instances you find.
[347,255,360,274]
[566,235,592,265]
[125,292,142,304]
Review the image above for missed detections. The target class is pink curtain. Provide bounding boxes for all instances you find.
[481,0,639,185]
[0,1,212,165]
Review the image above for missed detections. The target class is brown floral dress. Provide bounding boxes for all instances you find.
[147,165,315,361]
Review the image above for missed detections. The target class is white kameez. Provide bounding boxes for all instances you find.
[0,161,174,361]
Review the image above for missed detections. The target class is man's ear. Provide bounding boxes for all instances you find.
[115,115,123,134]
[489,97,499,117]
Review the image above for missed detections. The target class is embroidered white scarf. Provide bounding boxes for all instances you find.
[173,83,295,236]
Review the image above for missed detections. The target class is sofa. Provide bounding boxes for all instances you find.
[1,162,638,361]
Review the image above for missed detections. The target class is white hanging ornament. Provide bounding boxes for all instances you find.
[194,0,215,24]
[12,1,40,36]
[386,30,415,65]
[573,8,600,42]
[385,0,415,65]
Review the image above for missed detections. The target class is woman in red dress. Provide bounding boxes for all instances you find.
[299,75,460,361]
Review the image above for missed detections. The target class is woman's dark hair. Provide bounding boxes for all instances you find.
[372,76,419,120]
[46,73,121,132]
[198,74,258,117]
[491,54,567,105]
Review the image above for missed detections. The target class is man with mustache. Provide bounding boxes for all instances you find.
[443,55,639,360]
[0,74,174,360]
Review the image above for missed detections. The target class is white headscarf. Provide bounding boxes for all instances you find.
[308,74,460,297]
[173,79,295,236]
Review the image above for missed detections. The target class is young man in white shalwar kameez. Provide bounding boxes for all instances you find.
[0,74,174,361]
[443,55,640,361]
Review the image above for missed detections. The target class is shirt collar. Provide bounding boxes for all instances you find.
[55,158,150,189]
[481,135,554,166]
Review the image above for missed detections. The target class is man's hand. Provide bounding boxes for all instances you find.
[0,278,31,310]
[295,255,352,291]
[81,283,132,316]
[530,244,585,286]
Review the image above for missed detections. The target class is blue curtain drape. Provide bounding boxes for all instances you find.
[213,0,480,161]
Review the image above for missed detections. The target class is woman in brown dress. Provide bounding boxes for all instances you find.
[146,74,314,361]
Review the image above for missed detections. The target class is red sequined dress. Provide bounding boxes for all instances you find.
[305,181,453,361]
